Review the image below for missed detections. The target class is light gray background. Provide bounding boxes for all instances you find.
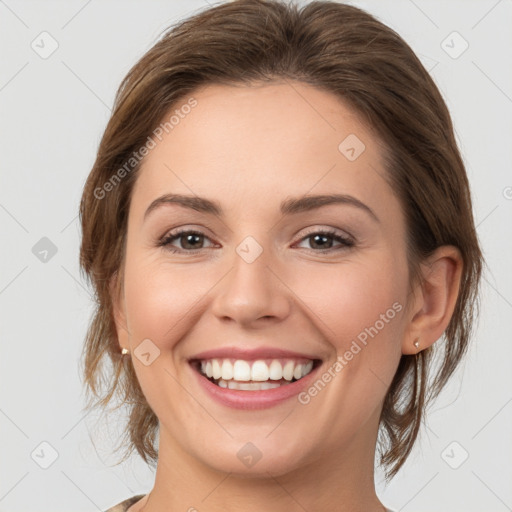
[1,0,511,511]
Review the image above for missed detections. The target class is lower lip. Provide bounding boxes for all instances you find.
[190,362,322,410]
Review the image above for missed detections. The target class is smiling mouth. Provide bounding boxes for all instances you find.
[190,357,322,391]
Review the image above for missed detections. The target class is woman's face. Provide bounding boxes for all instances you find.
[113,81,413,477]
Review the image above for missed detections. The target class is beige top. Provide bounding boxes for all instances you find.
[104,494,146,512]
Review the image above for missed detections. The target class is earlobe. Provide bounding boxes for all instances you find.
[402,245,463,355]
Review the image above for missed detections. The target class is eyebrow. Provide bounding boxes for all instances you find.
[143,193,379,223]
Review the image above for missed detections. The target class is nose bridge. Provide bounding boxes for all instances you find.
[210,235,290,325]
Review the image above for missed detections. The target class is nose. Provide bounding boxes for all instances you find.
[210,246,291,328]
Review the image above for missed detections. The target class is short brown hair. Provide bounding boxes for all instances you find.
[79,0,483,480]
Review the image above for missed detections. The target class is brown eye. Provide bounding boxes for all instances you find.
[159,229,214,252]
[295,229,354,252]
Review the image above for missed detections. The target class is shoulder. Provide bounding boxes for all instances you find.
[104,494,147,512]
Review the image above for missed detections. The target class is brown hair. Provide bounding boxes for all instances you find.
[79,0,483,480]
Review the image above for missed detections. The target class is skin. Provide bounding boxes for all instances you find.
[110,81,463,512]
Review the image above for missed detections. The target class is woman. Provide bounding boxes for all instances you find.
[79,1,483,511]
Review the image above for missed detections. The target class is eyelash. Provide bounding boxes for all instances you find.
[157,228,355,254]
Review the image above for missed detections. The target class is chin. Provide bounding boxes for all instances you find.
[193,440,309,478]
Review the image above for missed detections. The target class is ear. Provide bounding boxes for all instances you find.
[109,270,130,351]
[402,245,463,355]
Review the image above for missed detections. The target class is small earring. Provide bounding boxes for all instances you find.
[413,338,420,349]
[121,347,129,355]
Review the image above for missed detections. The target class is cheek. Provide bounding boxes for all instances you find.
[290,253,406,374]
[122,257,211,413]
[301,258,403,330]
[123,255,206,346]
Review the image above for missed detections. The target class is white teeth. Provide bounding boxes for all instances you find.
[282,360,295,381]
[233,360,251,381]
[251,360,269,381]
[259,381,282,390]
[197,357,316,386]
[221,359,233,380]
[220,379,283,390]
[212,359,222,379]
[268,360,283,380]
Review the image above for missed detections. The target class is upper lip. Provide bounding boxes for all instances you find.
[189,347,322,362]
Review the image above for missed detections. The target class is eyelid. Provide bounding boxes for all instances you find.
[294,225,354,243]
[159,224,216,241]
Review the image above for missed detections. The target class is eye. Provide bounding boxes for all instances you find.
[158,227,355,254]
[294,228,354,253]
[158,229,215,253]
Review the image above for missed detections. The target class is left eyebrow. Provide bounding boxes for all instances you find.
[280,193,379,223]
[143,193,380,223]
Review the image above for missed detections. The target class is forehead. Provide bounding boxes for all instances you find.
[130,81,395,222]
